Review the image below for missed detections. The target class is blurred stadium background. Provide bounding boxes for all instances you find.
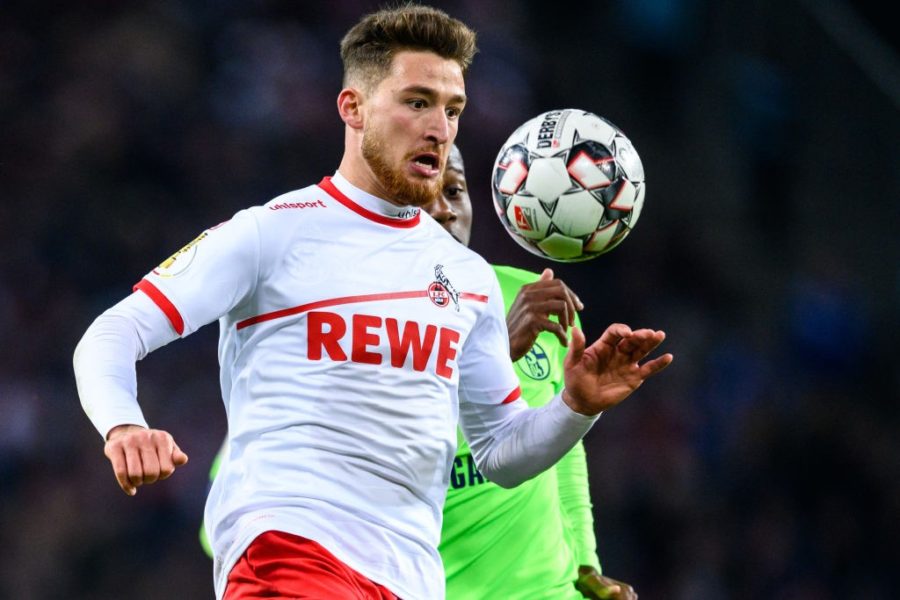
[1,1,897,598]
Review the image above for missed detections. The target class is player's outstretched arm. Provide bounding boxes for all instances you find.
[576,567,638,600]
[506,268,583,361]
[104,424,188,496]
[562,323,672,416]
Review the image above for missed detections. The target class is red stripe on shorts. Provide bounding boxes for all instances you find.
[225,531,398,600]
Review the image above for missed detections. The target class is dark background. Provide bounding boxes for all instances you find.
[1,1,898,598]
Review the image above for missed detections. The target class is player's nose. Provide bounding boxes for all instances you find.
[426,197,455,223]
[424,111,451,145]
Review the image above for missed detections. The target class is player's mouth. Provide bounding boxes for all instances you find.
[409,152,442,178]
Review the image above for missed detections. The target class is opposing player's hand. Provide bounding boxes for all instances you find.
[104,424,189,496]
[506,268,583,361]
[575,566,637,600]
[562,323,672,416]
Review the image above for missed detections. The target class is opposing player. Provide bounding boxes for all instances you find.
[431,146,637,600]
[74,6,671,599]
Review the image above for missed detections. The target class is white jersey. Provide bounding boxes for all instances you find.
[137,173,521,599]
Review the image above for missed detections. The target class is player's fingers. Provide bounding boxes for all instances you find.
[614,582,637,600]
[599,323,632,349]
[140,447,161,484]
[157,446,176,481]
[564,326,586,370]
[557,289,577,327]
[172,443,189,467]
[105,444,136,496]
[598,585,622,599]
[536,317,568,348]
[539,267,554,281]
[618,329,664,355]
[561,281,584,314]
[124,445,145,490]
[547,298,571,329]
[639,353,674,378]
[158,434,188,479]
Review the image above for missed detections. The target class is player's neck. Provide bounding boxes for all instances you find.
[337,153,404,207]
[330,171,421,221]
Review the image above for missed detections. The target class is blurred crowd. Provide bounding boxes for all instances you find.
[1,1,897,598]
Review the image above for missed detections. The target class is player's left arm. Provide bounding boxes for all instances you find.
[458,270,597,488]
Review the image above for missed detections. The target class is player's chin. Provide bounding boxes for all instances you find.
[397,178,441,207]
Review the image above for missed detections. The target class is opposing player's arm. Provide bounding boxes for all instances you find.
[506,268,583,361]
[552,311,602,574]
[557,441,600,569]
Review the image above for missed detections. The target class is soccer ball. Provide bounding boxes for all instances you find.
[491,109,646,262]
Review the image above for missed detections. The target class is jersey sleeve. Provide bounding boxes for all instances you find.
[459,393,598,489]
[457,271,521,406]
[74,289,181,438]
[136,209,261,336]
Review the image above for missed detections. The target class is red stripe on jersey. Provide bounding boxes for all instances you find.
[501,386,522,404]
[134,279,185,335]
[237,291,425,330]
[236,290,488,330]
[459,292,488,303]
[318,177,421,228]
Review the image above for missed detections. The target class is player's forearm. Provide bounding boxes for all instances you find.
[461,394,599,488]
[74,292,178,438]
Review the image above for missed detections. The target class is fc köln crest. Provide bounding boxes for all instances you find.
[429,264,460,311]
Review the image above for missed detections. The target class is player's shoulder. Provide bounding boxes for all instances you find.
[253,183,331,217]
[233,182,335,237]
[490,264,541,287]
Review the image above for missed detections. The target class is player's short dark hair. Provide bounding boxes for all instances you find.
[340,3,477,90]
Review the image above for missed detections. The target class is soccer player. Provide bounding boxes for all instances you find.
[197,146,639,599]
[74,6,671,599]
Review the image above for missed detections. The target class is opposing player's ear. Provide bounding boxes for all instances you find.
[337,88,364,129]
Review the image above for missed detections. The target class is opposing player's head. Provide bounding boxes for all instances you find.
[337,5,477,207]
[425,145,473,246]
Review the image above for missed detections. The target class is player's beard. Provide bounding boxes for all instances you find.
[361,124,441,207]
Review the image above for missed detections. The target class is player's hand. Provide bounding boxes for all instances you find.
[506,268,583,361]
[575,566,637,600]
[104,424,189,496]
[562,323,673,416]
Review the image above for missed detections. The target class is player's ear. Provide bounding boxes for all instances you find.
[337,88,364,130]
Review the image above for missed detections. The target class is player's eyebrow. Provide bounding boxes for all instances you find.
[401,85,467,106]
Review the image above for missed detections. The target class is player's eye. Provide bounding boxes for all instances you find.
[408,99,427,110]
[445,185,463,199]
[446,106,462,119]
